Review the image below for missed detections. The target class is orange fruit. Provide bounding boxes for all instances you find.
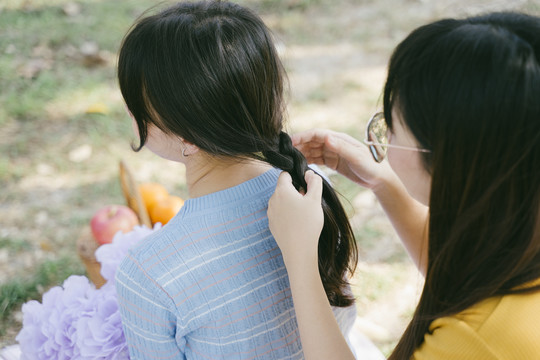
[149,195,184,225]
[139,182,169,214]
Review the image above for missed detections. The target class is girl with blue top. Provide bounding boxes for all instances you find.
[115,1,363,359]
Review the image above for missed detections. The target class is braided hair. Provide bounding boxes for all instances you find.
[263,132,357,306]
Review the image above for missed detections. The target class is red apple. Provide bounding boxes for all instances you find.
[90,205,139,245]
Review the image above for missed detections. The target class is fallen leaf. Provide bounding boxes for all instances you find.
[85,102,109,114]
[39,240,53,252]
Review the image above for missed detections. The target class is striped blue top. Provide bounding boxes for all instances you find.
[116,168,356,359]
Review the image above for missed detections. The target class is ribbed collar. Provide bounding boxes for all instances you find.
[177,168,280,216]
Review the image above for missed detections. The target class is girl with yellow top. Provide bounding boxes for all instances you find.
[267,11,540,359]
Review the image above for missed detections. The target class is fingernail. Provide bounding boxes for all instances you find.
[327,137,336,147]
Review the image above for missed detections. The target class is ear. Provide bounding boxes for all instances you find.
[181,139,199,156]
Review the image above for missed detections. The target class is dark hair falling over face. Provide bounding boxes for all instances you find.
[117,1,357,307]
[384,12,540,359]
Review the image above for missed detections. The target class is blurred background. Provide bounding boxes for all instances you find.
[1,0,539,356]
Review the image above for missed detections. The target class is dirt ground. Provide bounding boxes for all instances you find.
[1,0,539,356]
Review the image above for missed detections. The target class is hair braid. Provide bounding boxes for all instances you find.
[263,131,358,307]
[263,132,308,189]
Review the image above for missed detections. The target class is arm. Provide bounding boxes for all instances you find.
[115,255,186,359]
[268,171,355,360]
[293,129,429,275]
[371,170,429,275]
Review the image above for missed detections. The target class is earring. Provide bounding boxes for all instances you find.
[182,147,189,157]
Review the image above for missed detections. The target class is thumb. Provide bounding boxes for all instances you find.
[304,170,323,201]
[275,171,297,195]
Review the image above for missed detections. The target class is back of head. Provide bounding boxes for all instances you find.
[118,0,284,154]
[118,1,357,307]
[384,12,540,359]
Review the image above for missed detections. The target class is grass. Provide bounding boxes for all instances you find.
[0,256,85,336]
[0,237,32,253]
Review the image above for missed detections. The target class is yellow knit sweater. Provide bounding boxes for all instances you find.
[413,279,540,359]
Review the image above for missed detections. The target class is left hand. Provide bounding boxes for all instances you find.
[292,129,394,192]
[268,170,323,268]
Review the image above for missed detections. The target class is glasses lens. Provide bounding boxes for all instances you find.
[367,112,387,162]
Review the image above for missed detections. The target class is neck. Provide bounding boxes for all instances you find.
[185,154,273,198]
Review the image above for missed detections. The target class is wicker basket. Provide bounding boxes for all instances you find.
[76,226,106,288]
[76,160,151,288]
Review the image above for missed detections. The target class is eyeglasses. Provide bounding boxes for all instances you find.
[363,112,430,163]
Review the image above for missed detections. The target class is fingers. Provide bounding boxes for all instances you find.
[325,133,366,164]
[276,170,293,187]
[292,129,337,167]
[275,171,298,197]
[291,129,330,147]
[304,170,323,201]
[298,146,325,165]
[331,131,365,146]
[275,170,322,201]
[292,128,372,175]
[293,128,362,149]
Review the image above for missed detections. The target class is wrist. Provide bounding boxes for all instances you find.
[282,250,319,280]
[370,164,400,196]
[370,173,392,196]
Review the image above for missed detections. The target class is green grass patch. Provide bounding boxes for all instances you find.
[0,0,155,123]
[0,237,32,253]
[0,256,85,335]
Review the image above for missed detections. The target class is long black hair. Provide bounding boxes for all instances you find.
[384,12,540,358]
[118,1,357,307]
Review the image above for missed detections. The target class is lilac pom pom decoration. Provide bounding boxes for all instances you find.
[96,224,160,284]
[16,224,160,359]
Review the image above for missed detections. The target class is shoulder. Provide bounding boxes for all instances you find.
[114,229,180,315]
[472,286,540,359]
[114,222,189,296]
[414,286,540,359]
[117,221,191,280]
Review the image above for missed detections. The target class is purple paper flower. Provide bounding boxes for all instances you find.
[75,283,129,359]
[96,224,160,284]
[16,276,94,360]
[17,224,158,359]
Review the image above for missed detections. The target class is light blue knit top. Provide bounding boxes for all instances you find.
[116,168,356,359]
